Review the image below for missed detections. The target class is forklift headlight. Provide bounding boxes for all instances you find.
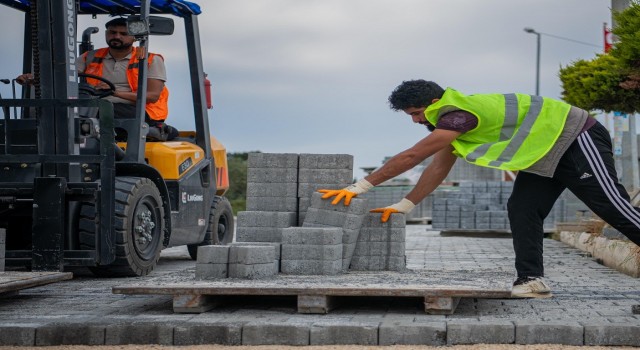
[127,16,149,37]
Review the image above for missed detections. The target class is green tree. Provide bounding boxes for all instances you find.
[559,2,640,113]
[225,151,260,214]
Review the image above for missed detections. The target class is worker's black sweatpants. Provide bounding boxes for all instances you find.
[508,121,640,278]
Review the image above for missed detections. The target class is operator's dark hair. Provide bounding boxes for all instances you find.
[388,80,445,111]
[105,17,127,29]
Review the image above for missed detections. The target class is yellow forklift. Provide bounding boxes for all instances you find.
[0,0,234,276]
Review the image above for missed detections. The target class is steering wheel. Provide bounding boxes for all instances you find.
[78,72,116,98]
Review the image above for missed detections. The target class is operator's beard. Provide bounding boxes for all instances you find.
[108,39,133,50]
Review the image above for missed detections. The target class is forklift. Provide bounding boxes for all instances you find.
[0,0,234,276]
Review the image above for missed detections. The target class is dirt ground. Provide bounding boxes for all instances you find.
[0,345,636,350]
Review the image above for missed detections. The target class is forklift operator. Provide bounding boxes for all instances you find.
[17,17,177,139]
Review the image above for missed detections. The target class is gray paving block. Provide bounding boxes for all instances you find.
[282,227,342,245]
[584,324,640,346]
[236,227,284,243]
[349,255,406,271]
[228,262,276,279]
[298,168,353,184]
[246,196,298,212]
[298,153,353,169]
[280,259,342,275]
[246,182,298,197]
[298,182,351,197]
[229,245,275,264]
[310,322,378,345]
[196,245,229,264]
[36,324,105,345]
[247,168,298,183]
[281,244,342,261]
[363,212,406,228]
[447,320,514,345]
[230,242,282,260]
[379,321,446,345]
[0,325,37,346]
[353,241,405,257]
[105,323,173,345]
[242,322,309,345]
[515,321,583,345]
[309,191,368,215]
[248,152,299,168]
[173,322,243,345]
[195,263,228,279]
[237,211,297,228]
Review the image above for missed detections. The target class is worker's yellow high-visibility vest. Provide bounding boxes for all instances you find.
[425,88,572,171]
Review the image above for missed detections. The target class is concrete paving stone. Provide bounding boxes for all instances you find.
[242,321,310,345]
[229,245,275,265]
[196,245,229,264]
[363,213,405,228]
[195,263,228,279]
[246,196,298,212]
[280,259,342,275]
[349,255,406,271]
[583,324,640,346]
[282,227,342,245]
[228,262,276,279]
[298,153,353,170]
[298,182,351,197]
[0,324,37,346]
[236,227,284,242]
[447,320,514,345]
[230,242,282,260]
[310,321,378,345]
[237,211,297,228]
[379,321,446,345]
[515,321,583,345]
[309,191,368,215]
[246,182,298,197]
[359,228,405,242]
[281,244,343,261]
[248,152,299,168]
[105,323,174,345]
[247,168,298,183]
[173,322,243,345]
[354,242,405,257]
[298,168,353,184]
[36,324,105,345]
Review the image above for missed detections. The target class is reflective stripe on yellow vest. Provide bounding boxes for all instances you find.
[82,47,169,121]
[425,88,572,171]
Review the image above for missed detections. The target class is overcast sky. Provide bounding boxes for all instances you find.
[0,0,613,179]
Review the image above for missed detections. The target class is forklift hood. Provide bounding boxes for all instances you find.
[0,0,201,17]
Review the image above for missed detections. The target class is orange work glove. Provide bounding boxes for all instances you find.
[370,198,416,222]
[318,179,373,206]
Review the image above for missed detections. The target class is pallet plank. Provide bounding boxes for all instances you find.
[298,294,336,314]
[173,294,219,313]
[424,296,461,315]
[0,271,72,295]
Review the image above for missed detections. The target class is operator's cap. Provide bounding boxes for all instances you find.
[105,17,127,29]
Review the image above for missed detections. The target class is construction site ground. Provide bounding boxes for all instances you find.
[0,225,639,347]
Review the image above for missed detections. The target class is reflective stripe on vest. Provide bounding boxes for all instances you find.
[425,88,570,171]
[82,47,169,121]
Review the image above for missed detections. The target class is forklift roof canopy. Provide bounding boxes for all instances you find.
[0,0,201,16]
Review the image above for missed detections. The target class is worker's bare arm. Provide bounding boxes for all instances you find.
[405,145,457,204]
[365,128,460,186]
[107,78,164,103]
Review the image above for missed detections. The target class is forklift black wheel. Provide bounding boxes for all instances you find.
[82,177,165,277]
[187,196,234,260]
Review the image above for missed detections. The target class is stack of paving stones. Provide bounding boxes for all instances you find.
[280,227,343,275]
[350,213,406,271]
[431,181,565,231]
[302,192,369,270]
[195,244,277,279]
[297,153,353,225]
[236,211,297,243]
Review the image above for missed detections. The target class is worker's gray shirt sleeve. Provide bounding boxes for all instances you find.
[147,55,167,82]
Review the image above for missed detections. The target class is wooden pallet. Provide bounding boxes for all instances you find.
[113,269,512,315]
[0,271,73,296]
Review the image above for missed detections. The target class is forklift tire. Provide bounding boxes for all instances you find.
[187,196,234,260]
[80,177,165,277]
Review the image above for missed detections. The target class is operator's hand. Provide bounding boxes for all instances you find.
[16,73,34,85]
[318,179,373,206]
[370,198,416,223]
[94,82,111,90]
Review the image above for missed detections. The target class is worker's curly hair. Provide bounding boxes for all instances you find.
[388,80,445,111]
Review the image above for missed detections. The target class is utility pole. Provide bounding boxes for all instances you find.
[611,0,638,191]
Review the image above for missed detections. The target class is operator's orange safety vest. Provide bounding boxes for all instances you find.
[82,47,169,121]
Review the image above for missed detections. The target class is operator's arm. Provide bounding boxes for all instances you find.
[365,128,461,186]
[405,144,457,204]
[110,78,164,103]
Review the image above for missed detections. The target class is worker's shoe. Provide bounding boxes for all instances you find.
[511,276,552,298]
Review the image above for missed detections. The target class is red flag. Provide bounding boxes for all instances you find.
[604,22,613,53]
